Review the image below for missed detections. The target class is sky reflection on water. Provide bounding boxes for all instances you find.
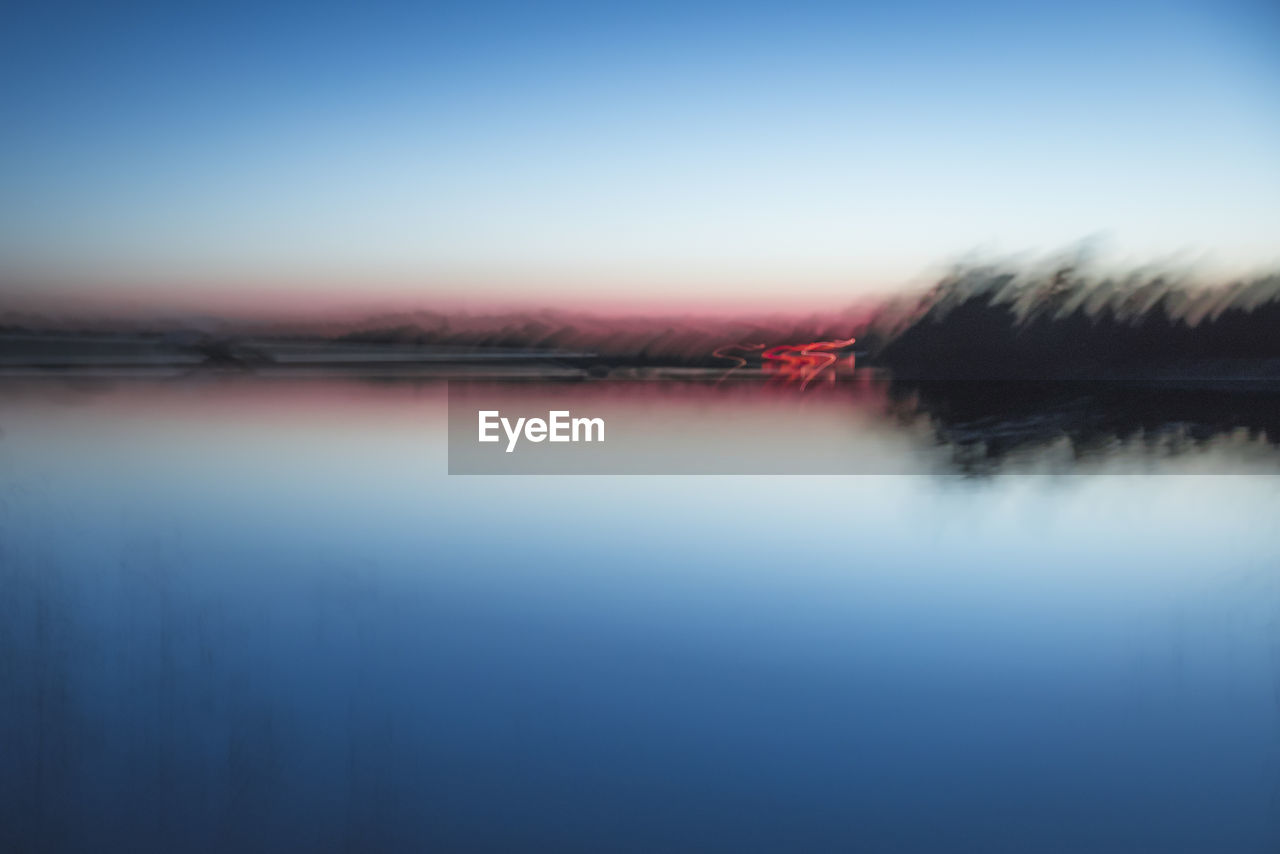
[2,378,1279,852]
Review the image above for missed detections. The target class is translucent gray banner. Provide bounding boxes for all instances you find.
[447,379,1280,475]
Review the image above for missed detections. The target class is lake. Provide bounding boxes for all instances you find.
[2,376,1279,852]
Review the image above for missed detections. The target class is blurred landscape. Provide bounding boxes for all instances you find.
[5,0,1279,849]
[5,262,1280,474]
[5,262,1279,382]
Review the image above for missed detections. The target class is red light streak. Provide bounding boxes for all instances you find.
[711,342,764,383]
[759,337,856,388]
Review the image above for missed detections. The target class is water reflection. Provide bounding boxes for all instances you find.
[887,379,1280,474]
[2,377,1279,851]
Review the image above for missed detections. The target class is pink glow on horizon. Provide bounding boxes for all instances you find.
[1,274,889,326]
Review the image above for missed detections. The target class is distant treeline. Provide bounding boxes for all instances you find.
[334,311,867,368]
[873,266,1280,380]
[4,264,1279,378]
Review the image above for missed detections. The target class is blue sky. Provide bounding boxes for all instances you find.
[2,0,1277,311]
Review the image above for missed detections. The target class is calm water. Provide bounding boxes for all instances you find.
[3,378,1280,852]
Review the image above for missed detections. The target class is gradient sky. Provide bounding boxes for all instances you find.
[2,0,1278,314]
